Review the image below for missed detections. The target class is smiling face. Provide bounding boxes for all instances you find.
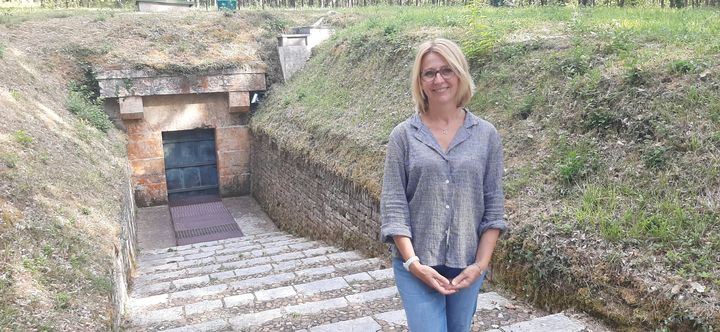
[419,52,458,108]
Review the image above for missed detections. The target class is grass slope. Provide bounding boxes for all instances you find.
[252,6,720,330]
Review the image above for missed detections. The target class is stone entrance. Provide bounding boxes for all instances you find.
[98,68,265,207]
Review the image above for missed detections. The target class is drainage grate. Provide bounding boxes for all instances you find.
[175,223,242,239]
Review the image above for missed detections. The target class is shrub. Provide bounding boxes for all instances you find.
[66,81,112,133]
[463,7,497,63]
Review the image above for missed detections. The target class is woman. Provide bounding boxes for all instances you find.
[380,38,507,332]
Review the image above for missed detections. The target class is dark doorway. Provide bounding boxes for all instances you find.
[162,128,219,202]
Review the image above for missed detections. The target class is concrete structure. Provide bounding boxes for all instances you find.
[99,68,265,207]
[137,0,194,12]
[277,20,334,81]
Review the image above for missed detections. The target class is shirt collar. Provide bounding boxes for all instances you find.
[409,108,480,130]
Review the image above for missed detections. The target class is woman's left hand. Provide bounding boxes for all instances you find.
[449,263,486,290]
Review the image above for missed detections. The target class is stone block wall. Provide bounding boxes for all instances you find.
[216,126,251,196]
[117,92,250,206]
[111,163,137,331]
[251,132,386,257]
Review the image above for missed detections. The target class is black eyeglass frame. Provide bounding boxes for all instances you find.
[420,67,456,82]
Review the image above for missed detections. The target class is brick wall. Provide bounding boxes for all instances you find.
[251,132,387,257]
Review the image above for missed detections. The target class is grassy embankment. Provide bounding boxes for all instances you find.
[0,8,324,330]
[252,6,720,330]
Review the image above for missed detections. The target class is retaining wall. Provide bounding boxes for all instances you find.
[111,163,138,331]
[251,132,386,257]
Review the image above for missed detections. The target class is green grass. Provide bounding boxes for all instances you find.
[12,130,33,147]
[66,81,112,133]
[0,8,123,26]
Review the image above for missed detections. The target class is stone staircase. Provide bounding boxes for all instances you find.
[124,231,595,332]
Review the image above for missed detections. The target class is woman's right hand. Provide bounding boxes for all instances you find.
[408,263,457,295]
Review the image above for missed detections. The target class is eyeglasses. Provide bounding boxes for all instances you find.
[421,67,455,82]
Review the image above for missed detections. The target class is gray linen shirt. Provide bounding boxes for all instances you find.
[380,110,507,269]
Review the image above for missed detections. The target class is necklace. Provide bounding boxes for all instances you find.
[441,128,448,135]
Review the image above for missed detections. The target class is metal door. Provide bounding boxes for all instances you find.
[162,129,219,201]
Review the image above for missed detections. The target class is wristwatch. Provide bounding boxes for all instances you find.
[403,256,420,271]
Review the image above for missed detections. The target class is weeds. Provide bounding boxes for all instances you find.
[0,152,18,169]
[55,292,70,309]
[670,59,697,74]
[66,81,112,133]
[582,107,618,132]
[13,130,33,147]
[0,42,4,58]
[555,142,598,187]
[643,145,670,169]
[624,62,644,86]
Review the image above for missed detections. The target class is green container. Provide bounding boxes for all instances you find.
[217,0,237,9]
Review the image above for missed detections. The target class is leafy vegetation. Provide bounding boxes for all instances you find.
[66,81,112,132]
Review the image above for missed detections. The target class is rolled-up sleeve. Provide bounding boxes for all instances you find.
[478,128,507,237]
[380,129,412,244]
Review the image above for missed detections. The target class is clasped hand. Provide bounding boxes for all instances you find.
[408,262,486,295]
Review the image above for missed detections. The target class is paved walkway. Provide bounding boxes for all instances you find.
[127,196,611,331]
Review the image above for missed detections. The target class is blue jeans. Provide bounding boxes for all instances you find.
[392,258,486,332]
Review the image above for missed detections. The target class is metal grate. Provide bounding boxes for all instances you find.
[176,223,242,240]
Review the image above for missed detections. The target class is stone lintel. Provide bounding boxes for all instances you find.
[228,91,250,113]
[98,71,266,98]
[119,96,144,120]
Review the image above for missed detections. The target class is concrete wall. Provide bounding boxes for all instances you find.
[111,163,137,331]
[251,132,386,257]
[120,92,251,206]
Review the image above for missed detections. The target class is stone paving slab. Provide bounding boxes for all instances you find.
[131,306,183,326]
[497,313,586,332]
[129,293,169,312]
[223,293,254,308]
[346,286,398,304]
[161,319,230,332]
[477,292,511,310]
[374,309,406,326]
[185,299,223,316]
[285,297,349,315]
[170,284,228,300]
[306,317,381,332]
[294,277,349,295]
[255,285,297,301]
[229,308,282,329]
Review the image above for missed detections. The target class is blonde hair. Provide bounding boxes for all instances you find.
[411,38,475,113]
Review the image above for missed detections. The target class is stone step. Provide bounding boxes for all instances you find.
[129,257,389,313]
[140,231,290,257]
[134,244,349,290]
[126,269,398,330]
[137,235,317,271]
[134,240,340,286]
[291,294,586,332]
[143,291,512,332]
[484,313,586,332]
[131,249,378,298]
